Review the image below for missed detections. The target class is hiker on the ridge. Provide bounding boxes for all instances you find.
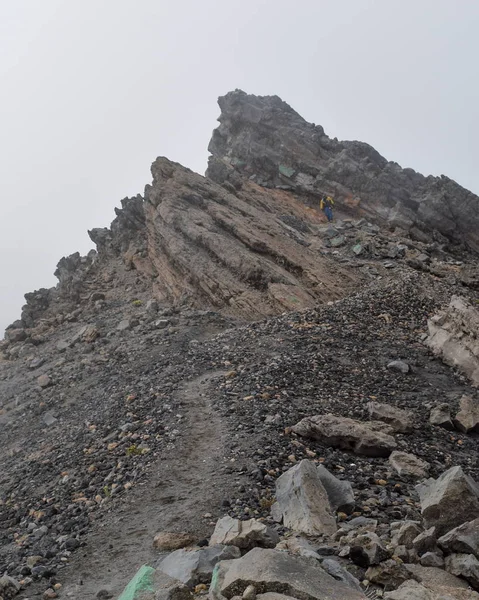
[320,195,335,222]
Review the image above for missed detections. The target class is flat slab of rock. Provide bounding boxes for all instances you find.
[317,464,355,514]
[367,401,414,433]
[405,563,470,590]
[275,460,337,536]
[454,395,479,434]
[212,547,366,599]
[158,545,240,587]
[416,466,479,535]
[291,414,396,457]
[389,451,430,478]
[209,516,279,550]
[439,518,479,557]
[385,579,479,600]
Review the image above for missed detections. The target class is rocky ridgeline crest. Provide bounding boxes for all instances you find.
[4,90,479,339]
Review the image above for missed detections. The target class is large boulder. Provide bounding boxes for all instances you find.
[416,466,479,535]
[209,516,279,550]
[438,518,479,557]
[445,554,479,590]
[274,460,337,536]
[367,401,414,433]
[316,465,355,514]
[158,545,240,588]
[453,395,479,433]
[426,297,479,387]
[291,414,396,457]
[210,547,366,599]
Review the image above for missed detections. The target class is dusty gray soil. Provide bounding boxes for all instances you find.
[59,370,247,599]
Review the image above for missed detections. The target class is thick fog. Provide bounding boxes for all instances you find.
[1,0,478,335]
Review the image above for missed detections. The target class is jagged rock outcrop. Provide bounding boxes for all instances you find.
[207,90,479,252]
[427,296,479,387]
[139,158,361,318]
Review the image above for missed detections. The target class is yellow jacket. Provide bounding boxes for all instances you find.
[320,196,334,209]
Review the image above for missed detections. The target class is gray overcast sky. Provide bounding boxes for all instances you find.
[1,0,479,335]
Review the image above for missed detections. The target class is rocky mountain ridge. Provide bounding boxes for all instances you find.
[0,91,478,600]
[4,91,479,337]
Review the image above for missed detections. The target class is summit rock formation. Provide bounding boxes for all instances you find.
[207,90,479,252]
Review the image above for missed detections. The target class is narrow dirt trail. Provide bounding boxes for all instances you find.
[58,370,237,600]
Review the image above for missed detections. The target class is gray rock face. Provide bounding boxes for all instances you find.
[416,466,479,535]
[158,545,240,588]
[274,460,337,536]
[292,414,396,457]
[316,464,355,514]
[389,451,430,478]
[209,516,279,550]
[429,404,455,430]
[427,297,479,387]
[211,547,366,599]
[404,563,471,590]
[445,553,479,590]
[438,518,479,557]
[207,90,479,252]
[367,401,414,433]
